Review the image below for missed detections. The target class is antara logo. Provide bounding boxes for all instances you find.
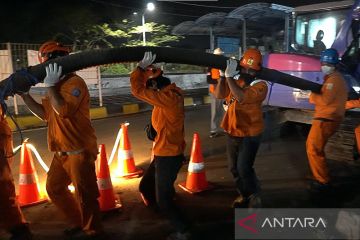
[261,217,327,228]
[237,214,327,234]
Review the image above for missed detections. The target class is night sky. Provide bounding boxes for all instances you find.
[1,0,340,45]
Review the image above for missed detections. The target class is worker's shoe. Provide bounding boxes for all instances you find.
[9,223,33,240]
[248,193,262,209]
[209,131,225,138]
[167,230,192,240]
[232,195,248,208]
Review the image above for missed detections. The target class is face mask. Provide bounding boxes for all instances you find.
[321,65,335,75]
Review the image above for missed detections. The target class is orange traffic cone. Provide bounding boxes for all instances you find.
[96,144,122,212]
[115,124,143,178]
[178,133,214,194]
[18,141,47,207]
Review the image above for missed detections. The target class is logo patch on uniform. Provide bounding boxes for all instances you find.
[326,83,334,90]
[71,88,81,97]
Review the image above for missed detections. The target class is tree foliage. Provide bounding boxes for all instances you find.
[56,19,183,51]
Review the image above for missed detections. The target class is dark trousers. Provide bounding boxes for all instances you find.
[226,134,262,198]
[139,154,189,233]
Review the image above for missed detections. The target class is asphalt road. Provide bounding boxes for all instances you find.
[2,105,360,240]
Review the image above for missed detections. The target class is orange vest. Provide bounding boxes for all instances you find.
[221,80,268,137]
[209,68,221,94]
[309,71,347,121]
[42,74,98,157]
[130,68,186,156]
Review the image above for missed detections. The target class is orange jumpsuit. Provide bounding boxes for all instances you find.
[345,99,360,154]
[307,71,347,184]
[0,106,26,232]
[42,74,102,234]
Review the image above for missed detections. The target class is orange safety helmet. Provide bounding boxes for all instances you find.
[38,41,70,63]
[240,48,262,71]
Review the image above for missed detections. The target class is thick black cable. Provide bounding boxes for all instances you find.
[0,46,332,99]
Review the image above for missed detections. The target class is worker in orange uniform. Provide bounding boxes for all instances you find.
[345,99,360,159]
[207,47,225,138]
[306,48,348,192]
[19,41,105,240]
[131,52,191,240]
[214,49,268,208]
[0,105,33,240]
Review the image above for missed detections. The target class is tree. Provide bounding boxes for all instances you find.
[125,21,183,47]
[54,19,185,75]
[56,19,183,51]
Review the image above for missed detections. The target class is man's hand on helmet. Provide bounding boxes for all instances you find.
[138,51,156,70]
[225,59,239,78]
[44,63,62,87]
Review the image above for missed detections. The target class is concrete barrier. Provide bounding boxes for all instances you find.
[90,107,107,119]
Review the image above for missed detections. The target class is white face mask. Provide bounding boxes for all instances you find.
[321,65,335,75]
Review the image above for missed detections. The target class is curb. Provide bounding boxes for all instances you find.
[7,95,211,131]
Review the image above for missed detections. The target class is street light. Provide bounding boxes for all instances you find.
[142,2,155,46]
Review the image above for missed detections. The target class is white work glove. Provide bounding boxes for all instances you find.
[225,59,239,78]
[222,101,229,111]
[138,51,156,70]
[44,63,62,87]
[219,69,225,77]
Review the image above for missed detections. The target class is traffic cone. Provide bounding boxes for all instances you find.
[178,133,214,194]
[18,141,47,207]
[115,124,143,178]
[96,144,122,212]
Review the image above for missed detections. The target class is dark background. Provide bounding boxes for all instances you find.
[1,0,339,46]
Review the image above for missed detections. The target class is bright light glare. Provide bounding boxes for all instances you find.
[147,2,155,11]
[353,86,360,93]
[28,143,49,172]
[68,185,75,192]
[133,12,138,15]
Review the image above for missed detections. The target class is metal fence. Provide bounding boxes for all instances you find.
[0,42,41,71]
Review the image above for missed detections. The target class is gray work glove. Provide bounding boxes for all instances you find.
[44,63,62,87]
[138,51,156,70]
[225,59,239,78]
